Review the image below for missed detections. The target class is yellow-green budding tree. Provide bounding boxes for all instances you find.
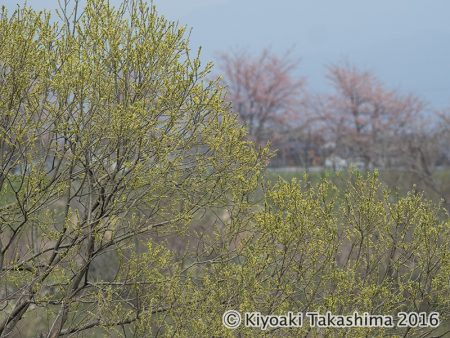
[0,1,448,337]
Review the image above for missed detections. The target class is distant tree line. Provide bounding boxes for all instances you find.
[219,50,450,205]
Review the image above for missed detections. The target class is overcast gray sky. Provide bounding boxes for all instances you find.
[4,0,450,108]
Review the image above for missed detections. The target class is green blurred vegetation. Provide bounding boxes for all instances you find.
[266,168,450,211]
